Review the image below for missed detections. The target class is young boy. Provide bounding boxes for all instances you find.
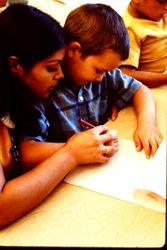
[20,3,162,167]
[119,0,167,88]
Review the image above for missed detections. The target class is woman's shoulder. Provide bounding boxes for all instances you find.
[0,120,13,176]
[0,116,21,179]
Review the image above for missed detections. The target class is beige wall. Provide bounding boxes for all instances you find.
[64,0,130,15]
[28,0,130,25]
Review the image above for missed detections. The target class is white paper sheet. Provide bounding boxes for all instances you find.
[65,138,166,212]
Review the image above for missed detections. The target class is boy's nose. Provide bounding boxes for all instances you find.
[95,73,105,81]
[59,70,64,79]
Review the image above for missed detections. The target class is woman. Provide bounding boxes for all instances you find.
[0,4,118,229]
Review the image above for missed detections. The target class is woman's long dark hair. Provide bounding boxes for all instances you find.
[0,4,65,135]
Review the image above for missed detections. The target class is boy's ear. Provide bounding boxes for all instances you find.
[9,56,24,76]
[66,42,81,57]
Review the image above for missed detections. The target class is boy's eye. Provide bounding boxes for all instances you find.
[96,69,104,74]
[47,67,59,72]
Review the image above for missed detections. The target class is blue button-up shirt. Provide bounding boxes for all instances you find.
[24,68,142,142]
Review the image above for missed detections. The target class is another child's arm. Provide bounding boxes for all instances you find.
[132,84,163,158]
[119,65,167,88]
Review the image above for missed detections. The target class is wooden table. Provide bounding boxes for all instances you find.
[0,86,166,247]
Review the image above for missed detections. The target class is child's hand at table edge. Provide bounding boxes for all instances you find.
[133,123,163,159]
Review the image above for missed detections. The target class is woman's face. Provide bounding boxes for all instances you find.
[18,48,65,99]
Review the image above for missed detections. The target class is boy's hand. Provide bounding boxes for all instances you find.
[133,123,163,158]
[110,106,119,121]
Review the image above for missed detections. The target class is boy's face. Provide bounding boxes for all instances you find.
[134,0,167,21]
[63,45,121,85]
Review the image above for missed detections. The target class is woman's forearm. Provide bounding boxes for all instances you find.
[0,146,76,229]
[19,140,65,170]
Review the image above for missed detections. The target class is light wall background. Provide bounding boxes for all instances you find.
[28,0,130,25]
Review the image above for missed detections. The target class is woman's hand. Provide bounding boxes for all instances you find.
[65,125,119,165]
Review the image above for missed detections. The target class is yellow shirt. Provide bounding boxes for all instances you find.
[122,5,167,73]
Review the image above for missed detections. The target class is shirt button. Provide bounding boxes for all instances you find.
[79,96,84,102]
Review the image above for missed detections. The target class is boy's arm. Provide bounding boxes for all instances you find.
[119,65,167,88]
[132,84,163,158]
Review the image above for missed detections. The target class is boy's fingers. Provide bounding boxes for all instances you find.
[134,135,142,152]
[111,106,118,121]
[149,137,162,157]
[138,139,152,159]
[144,144,151,159]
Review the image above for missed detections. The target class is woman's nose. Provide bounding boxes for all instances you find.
[54,66,64,80]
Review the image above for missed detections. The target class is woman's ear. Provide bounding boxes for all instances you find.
[9,56,24,76]
[66,42,81,57]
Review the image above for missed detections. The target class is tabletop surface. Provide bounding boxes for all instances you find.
[0,88,166,248]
